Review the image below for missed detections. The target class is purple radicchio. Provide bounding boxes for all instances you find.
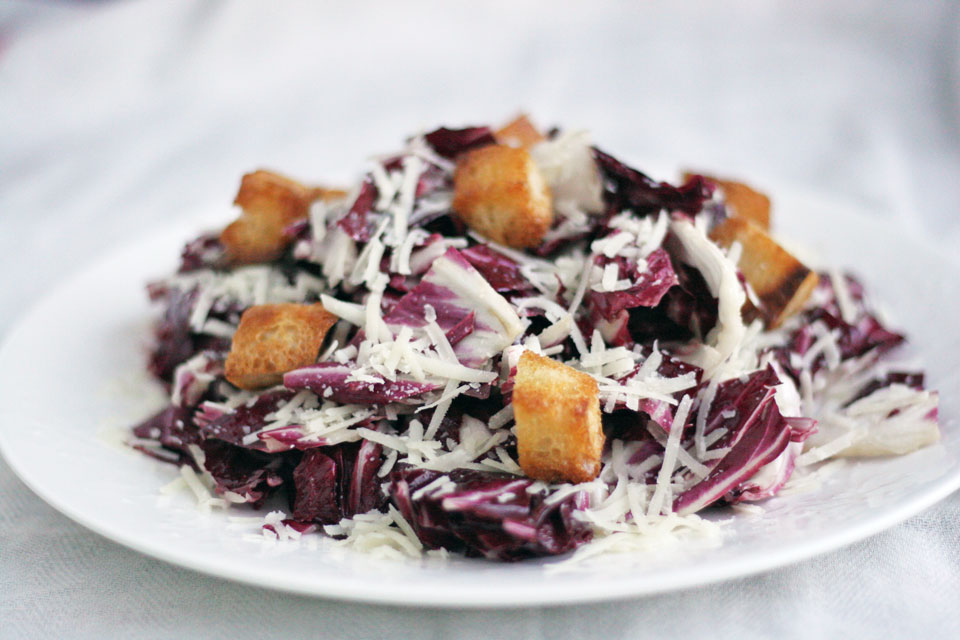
[199,439,286,507]
[390,467,592,561]
[460,244,537,295]
[134,403,287,507]
[337,179,378,242]
[132,404,199,463]
[171,351,224,408]
[283,363,440,404]
[196,390,297,452]
[726,440,804,503]
[178,233,224,272]
[673,367,795,515]
[586,247,679,321]
[605,347,703,431]
[423,126,497,158]
[770,273,905,381]
[385,247,524,367]
[291,439,386,524]
[593,147,714,216]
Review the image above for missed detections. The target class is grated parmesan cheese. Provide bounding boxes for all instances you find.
[647,395,693,516]
[830,269,858,324]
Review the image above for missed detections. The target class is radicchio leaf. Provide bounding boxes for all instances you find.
[390,467,592,561]
[197,390,296,450]
[606,348,703,429]
[424,126,496,158]
[726,440,802,503]
[586,247,678,320]
[385,247,524,367]
[460,244,535,294]
[132,404,199,462]
[673,403,790,515]
[283,363,439,404]
[179,233,224,272]
[291,442,387,524]
[593,147,714,215]
[292,449,341,523]
[769,273,906,381]
[148,288,200,381]
[337,179,378,242]
[200,439,285,507]
[673,367,792,514]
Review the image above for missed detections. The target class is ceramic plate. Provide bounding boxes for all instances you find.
[1,185,958,607]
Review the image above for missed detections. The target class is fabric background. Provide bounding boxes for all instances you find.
[2,1,959,637]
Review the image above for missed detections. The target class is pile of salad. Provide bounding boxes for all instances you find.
[131,116,940,562]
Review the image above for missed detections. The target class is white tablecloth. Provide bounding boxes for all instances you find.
[2,1,959,637]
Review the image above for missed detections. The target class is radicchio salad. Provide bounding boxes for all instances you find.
[131,116,940,562]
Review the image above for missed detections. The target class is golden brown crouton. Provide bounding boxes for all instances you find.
[233,169,314,218]
[220,215,287,266]
[513,351,604,483]
[684,172,771,230]
[224,303,338,390]
[310,186,349,202]
[710,217,818,328]
[452,145,553,248]
[221,170,338,265]
[495,114,546,149]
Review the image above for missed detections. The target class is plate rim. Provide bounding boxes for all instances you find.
[3,434,959,608]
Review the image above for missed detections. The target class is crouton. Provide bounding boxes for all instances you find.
[220,215,286,266]
[224,303,338,390]
[233,169,314,218]
[310,186,349,202]
[684,172,771,230]
[710,216,818,328]
[513,351,604,483]
[495,114,546,149]
[221,170,341,264]
[452,145,553,248]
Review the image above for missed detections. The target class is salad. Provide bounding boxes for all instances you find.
[131,116,940,562]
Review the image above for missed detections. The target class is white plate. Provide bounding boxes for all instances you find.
[1,186,958,608]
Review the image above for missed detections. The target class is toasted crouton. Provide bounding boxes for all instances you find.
[710,217,818,328]
[714,178,771,230]
[684,172,771,230]
[224,303,338,390]
[513,351,604,483]
[495,114,546,149]
[220,214,287,266]
[310,186,349,202]
[221,170,340,265]
[452,145,553,248]
[233,169,315,219]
